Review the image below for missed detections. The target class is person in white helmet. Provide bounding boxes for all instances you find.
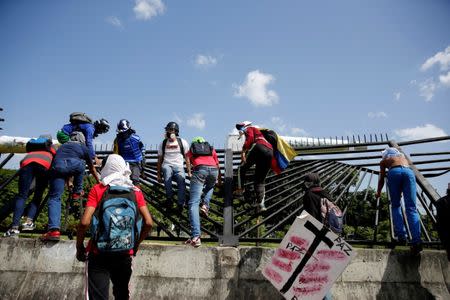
[235,121,273,211]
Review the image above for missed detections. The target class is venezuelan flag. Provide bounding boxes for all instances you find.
[271,133,297,175]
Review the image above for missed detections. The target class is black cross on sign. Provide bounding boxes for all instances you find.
[280,220,334,294]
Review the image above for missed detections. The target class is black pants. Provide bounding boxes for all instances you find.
[87,254,132,300]
[238,143,273,202]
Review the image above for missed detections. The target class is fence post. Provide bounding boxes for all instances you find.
[219,147,239,246]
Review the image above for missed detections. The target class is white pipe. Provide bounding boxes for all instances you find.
[0,135,59,154]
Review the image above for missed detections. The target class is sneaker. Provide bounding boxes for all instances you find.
[3,228,20,238]
[233,188,245,197]
[190,236,201,248]
[71,190,84,200]
[200,204,209,217]
[410,243,423,256]
[21,222,36,231]
[258,202,267,212]
[40,230,61,241]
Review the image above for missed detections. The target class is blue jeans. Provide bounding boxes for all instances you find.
[188,166,218,238]
[47,158,85,230]
[11,163,49,227]
[387,166,421,244]
[162,164,186,206]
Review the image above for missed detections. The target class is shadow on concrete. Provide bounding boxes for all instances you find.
[225,247,282,300]
[376,250,434,300]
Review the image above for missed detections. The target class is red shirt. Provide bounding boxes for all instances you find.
[86,183,147,255]
[187,148,220,168]
[243,127,273,151]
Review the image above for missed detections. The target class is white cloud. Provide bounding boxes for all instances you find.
[233,70,279,107]
[105,16,123,29]
[394,124,447,141]
[173,114,183,125]
[439,71,450,87]
[187,113,206,130]
[419,78,437,102]
[421,46,450,71]
[270,117,286,132]
[291,127,308,136]
[134,0,165,21]
[195,54,217,67]
[394,92,401,101]
[368,112,388,118]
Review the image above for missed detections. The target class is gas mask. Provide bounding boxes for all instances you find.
[238,129,245,140]
[166,132,176,140]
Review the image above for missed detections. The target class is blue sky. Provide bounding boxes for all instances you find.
[1,1,449,191]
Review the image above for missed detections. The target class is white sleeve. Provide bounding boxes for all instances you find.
[182,139,190,154]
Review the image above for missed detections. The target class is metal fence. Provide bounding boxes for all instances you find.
[1,135,449,247]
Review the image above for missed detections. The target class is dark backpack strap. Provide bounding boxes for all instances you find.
[162,138,186,161]
[177,138,185,155]
[162,138,168,158]
[95,186,137,219]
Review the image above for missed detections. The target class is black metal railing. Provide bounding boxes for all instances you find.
[0,135,449,247]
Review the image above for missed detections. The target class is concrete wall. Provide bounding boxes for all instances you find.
[0,238,449,299]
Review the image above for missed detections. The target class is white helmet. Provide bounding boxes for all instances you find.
[235,121,252,131]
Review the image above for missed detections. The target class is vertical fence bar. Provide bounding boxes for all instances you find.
[219,147,239,246]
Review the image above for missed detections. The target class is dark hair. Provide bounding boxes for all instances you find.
[304,173,321,189]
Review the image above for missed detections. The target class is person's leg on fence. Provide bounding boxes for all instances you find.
[202,168,218,208]
[387,168,407,241]
[401,167,421,245]
[11,164,35,228]
[188,168,204,239]
[68,158,86,195]
[26,165,49,223]
[253,145,273,210]
[162,164,174,202]
[173,165,186,207]
[46,175,66,231]
[129,162,142,186]
[237,148,257,192]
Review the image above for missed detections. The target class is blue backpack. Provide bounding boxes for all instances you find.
[91,186,142,253]
[26,137,52,153]
[321,197,344,234]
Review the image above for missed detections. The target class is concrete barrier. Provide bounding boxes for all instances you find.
[0,238,449,299]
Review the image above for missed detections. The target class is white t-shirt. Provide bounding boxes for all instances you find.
[158,138,189,167]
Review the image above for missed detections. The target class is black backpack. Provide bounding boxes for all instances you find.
[190,141,213,156]
[70,112,93,124]
[260,129,278,151]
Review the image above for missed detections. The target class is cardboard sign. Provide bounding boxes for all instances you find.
[263,212,356,300]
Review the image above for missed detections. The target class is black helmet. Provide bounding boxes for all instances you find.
[93,118,110,136]
[165,122,179,135]
[117,119,131,133]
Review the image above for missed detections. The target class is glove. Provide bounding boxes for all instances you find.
[76,246,87,262]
